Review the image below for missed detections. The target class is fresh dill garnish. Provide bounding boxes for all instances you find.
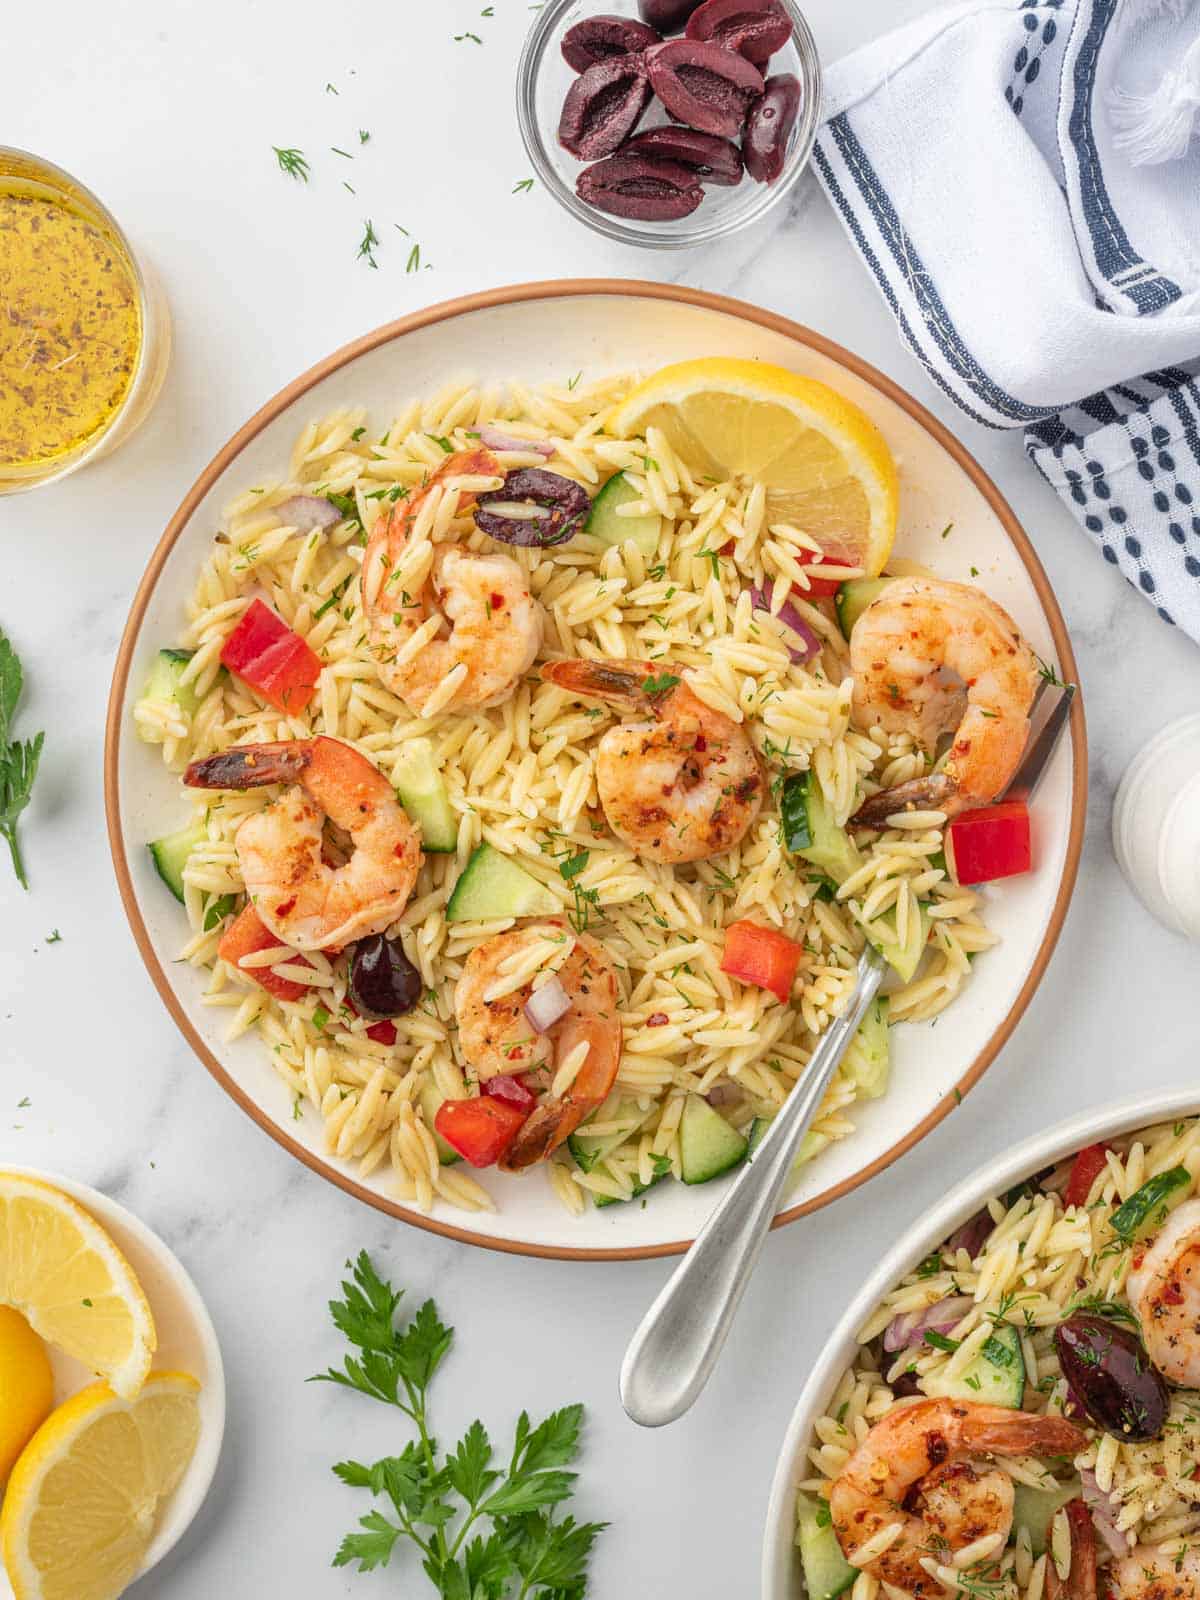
[512,178,535,193]
[272,146,310,182]
[358,129,371,144]
[641,672,680,701]
[406,243,421,274]
[357,219,380,269]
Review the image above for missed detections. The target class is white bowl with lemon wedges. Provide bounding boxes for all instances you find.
[106,280,1085,1261]
[0,1168,224,1600]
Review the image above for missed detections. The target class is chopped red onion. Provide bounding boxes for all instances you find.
[749,583,821,665]
[524,975,570,1033]
[947,1207,996,1260]
[275,494,343,532]
[883,1295,974,1354]
[476,423,555,458]
[1080,1469,1130,1558]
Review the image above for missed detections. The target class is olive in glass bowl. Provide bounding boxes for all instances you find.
[516,0,822,249]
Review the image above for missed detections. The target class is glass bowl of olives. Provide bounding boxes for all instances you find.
[516,0,822,249]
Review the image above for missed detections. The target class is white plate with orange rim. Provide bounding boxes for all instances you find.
[103,279,1087,1263]
[0,1168,225,1597]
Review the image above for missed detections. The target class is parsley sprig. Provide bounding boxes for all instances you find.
[315,1253,606,1596]
[0,629,44,890]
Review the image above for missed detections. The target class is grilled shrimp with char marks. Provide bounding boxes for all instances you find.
[828,1398,1085,1599]
[848,576,1039,826]
[540,657,764,864]
[184,735,421,950]
[361,446,543,716]
[1044,1497,1200,1600]
[454,921,621,1171]
[1125,1197,1200,1389]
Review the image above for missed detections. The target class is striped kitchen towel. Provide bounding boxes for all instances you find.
[813,0,1200,638]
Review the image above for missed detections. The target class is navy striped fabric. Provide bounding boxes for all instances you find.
[813,0,1200,640]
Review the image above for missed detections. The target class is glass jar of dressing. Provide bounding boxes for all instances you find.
[0,147,170,494]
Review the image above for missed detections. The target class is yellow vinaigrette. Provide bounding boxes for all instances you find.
[0,172,141,473]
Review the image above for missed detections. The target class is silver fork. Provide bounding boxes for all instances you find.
[619,680,1075,1428]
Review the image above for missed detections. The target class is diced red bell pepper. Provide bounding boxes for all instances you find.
[801,575,842,598]
[217,904,311,1002]
[945,800,1032,886]
[341,997,398,1046]
[720,919,803,1004]
[434,1096,529,1168]
[219,598,321,714]
[1064,1144,1111,1209]
[483,1074,537,1114]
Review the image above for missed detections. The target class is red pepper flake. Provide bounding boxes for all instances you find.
[490,592,505,611]
[275,897,296,917]
[694,734,707,753]
[1162,1282,1186,1306]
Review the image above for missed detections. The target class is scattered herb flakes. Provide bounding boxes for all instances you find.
[358,129,371,144]
[558,850,590,882]
[566,371,582,391]
[455,30,483,43]
[273,146,310,182]
[351,426,366,442]
[17,1097,30,1109]
[512,177,535,194]
[406,243,421,274]
[940,522,954,540]
[357,219,381,269]
[332,146,354,160]
[641,672,680,701]
[325,81,340,95]
[45,928,62,944]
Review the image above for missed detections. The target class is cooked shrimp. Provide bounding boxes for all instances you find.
[1044,1500,1098,1600]
[184,736,421,950]
[847,576,1039,826]
[361,446,543,715]
[828,1398,1085,1599]
[1126,1197,1200,1388]
[541,658,764,864]
[1108,1541,1200,1598]
[454,921,621,1171]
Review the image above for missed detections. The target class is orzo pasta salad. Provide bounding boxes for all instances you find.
[796,1117,1200,1600]
[134,358,1046,1219]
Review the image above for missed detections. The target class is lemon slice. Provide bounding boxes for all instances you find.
[0,1308,53,1487]
[1,1372,201,1600]
[610,357,899,575]
[0,1174,155,1401]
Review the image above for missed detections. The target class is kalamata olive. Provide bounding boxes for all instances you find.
[742,71,801,183]
[561,14,661,72]
[558,55,653,159]
[946,1205,996,1260]
[474,469,591,546]
[619,125,743,184]
[647,38,764,138]
[1053,1313,1169,1442]
[576,153,704,220]
[686,0,793,65]
[639,0,704,29]
[349,934,422,1020]
[890,1370,923,1400]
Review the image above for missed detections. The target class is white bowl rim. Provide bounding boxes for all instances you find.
[2,1165,225,1581]
[103,277,1087,1263]
[759,1087,1200,1599]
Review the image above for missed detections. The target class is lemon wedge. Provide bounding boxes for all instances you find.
[610,357,899,576]
[0,1308,53,1487]
[1,1372,201,1600]
[0,1174,155,1401]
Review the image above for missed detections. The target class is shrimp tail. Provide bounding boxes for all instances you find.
[964,1412,1085,1458]
[499,1100,588,1172]
[184,740,314,791]
[541,658,659,714]
[1044,1500,1098,1600]
[848,771,959,829]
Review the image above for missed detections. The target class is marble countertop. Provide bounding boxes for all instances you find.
[5,1,1199,1594]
